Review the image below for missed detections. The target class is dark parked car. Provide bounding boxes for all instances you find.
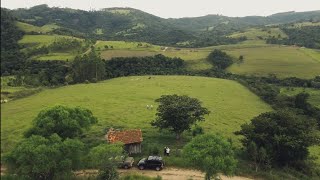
[137,156,164,171]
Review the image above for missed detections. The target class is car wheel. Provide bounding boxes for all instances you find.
[139,165,145,170]
[124,165,129,169]
[155,166,161,171]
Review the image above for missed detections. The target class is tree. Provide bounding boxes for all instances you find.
[96,162,119,180]
[207,49,234,69]
[71,51,105,83]
[151,94,210,140]
[4,134,84,180]
[247,142,268,172]
[24,105,98,139]
[183,134,237,180]
[235,110,319,166]
[88,143,124,180]
[294,92,310,109]
[87,143,124,168]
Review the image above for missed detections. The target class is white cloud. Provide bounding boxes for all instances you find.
[2,0,320,18]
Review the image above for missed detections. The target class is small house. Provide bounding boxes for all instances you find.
[106,129,143,154]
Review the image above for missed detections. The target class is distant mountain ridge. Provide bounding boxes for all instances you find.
[5,4,320,46]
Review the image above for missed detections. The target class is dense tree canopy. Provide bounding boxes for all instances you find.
[235,110,319,166]
[151,94,210,140]
[105,54,185,78]
[71,50,106,83]
[87,143,124,180]
[266,26,320,49]
[25,105,98,139]
[183,134,237,180]
[207,49,234,69]
[1,8,25,75]
[5,134,84,180]
[87,143,124,168]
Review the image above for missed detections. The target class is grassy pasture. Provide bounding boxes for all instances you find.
[100,50,157,60]
[97,41,320,76]
[229,28,287,40]
[95,41,161,51]
[34,53,76,61]
[17,37,320,78]
[18,35,81,47]
[1,76,272,154]
[280,87,320,108]
[226,46,320,79]
[16,21,59,33]
[299,48,320,63]
[18,35,86,61]
[290,22,320,28]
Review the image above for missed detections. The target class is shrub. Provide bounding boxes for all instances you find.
[192,125,204,136]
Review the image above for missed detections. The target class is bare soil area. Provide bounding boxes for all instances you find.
[75,167,253,180]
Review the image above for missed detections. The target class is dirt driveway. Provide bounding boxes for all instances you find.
[76,167,253,180]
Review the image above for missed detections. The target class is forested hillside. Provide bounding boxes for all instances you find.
[168,11,320,31]
[9,5,320,47]
[10,5,193,45]
[0,9,25,74]
[267,26,320,49]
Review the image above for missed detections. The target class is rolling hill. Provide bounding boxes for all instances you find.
[0,76,272,153]
[8,5,320,46]
[95,40,320,78]
[1,5,320,177]
[226,46,320,78]
[9,20,320,78]
[10,5,194,45]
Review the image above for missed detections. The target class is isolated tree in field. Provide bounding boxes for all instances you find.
[25,105,98,139]
[4,134,84,179]
[183,134,237,180]
[235,110,318,166]
[207,49,234,69]
[151,94,210,140]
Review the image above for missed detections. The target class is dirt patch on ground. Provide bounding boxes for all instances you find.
[76,168,253,180]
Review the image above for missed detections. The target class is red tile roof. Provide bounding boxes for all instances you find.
[106,129,143,144]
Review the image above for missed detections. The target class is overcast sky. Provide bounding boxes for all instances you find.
[2,0,320,18]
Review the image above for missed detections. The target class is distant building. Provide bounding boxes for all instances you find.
[106,128,143,154]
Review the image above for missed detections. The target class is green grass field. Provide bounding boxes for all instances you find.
[100,50,158,59]
[300,48,320,63]
[97,41,214,70]
[290,22,320,28]
[17,35,320,78]
[18,35,86,61]
[34,53,76,61]
[96,41,161,51]
[18,35,81,47]
[16,21,60,33]
[226,46,320,79]
[280,87,320,108]
[229,28,287,40]
[98,41,320,76]
[1,76,272,154]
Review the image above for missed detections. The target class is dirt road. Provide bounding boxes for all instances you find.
[76,168,253,180]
